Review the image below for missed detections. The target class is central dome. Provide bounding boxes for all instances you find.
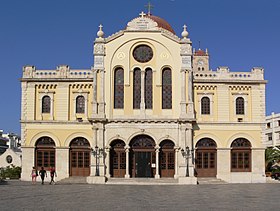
[145,15,175,34]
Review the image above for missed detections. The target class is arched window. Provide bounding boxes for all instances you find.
[42,96,51,113]
[76,96,85,113]
[145,68,153,109]
[162,68,172,109]
[231,138,251,172]
[133,68,141,109]
[114,68,124,109]
[35,137,55,170]
[236,97,244,115]
[201,97,210,115]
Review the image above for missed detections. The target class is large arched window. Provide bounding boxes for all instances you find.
[236,97,245,115]
[42,96,51,113]
[133,68,141,109]
[201,97,210,115]
[162,68,172,109]
[145,68,153,109]
[76,96,85,113]
[114,68,124,109]
[231,138,251,172]
[35,137,55,170]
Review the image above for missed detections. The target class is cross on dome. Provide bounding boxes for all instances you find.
[139,11,146,18]
[145,1,154,15]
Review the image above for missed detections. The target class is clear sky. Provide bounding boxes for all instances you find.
[0,0,279,135]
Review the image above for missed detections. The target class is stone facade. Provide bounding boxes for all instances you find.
[20,12,267,184]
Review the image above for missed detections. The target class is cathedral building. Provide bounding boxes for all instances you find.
[20,11,266,184]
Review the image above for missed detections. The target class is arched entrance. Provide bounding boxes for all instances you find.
[35,137,55,170]
[69,137,91,177]
[110,139,126,177]
[195,138,217,177]
[129,135,155,178]
[159,140,175,177]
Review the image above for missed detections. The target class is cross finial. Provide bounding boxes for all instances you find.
[145,1,154,15]
[99,24,103,31]
[183,25,187,31]
[139,11,146,18]
[199,41,201,50]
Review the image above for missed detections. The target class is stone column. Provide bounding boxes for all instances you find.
[155,145,160,179]
[98,69,105,116]
[187,70,194,118]
[174,146,180,179]
[180,69,187,118]
[21,147,35,181]
[140,69,145,114]
[104,146,111,178]
[92,70,98,115]
[125,145,130,178]
[55,147,69,181]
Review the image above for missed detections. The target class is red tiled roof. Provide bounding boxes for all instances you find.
[194,49,207,56]
[146,15,175,34]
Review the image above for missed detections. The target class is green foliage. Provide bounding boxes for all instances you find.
[265,147,280,172]
[0,165,21,179]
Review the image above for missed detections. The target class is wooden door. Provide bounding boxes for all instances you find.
[70,150,90,176]
[160,150,175,177]
[195,150,217,177]
[110,150,126,177]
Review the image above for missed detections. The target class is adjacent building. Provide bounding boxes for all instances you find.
[20,11,267,184]
[264,112,280,148]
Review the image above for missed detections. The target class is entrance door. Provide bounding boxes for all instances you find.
[69,137,91,177]
[70,150,90,176]
[160,140,175,177]
[195,150,216,177]
[135,152,151,177]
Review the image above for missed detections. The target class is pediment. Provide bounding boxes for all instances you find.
[127,17,159,31]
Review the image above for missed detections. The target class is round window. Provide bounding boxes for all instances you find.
[6,155,13,164]
[133,45,153,63]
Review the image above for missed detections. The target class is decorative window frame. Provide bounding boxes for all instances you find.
[72,90,89,119]
[232,93,248,116]
[197,93,214,115]
[39,90,55,120]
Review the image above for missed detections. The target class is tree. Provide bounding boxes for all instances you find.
[265,147,280,172]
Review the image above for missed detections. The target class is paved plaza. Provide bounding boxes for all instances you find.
[0,180,279,210]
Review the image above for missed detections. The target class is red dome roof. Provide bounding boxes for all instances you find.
[194,49,207,56]
[146,15,175,34]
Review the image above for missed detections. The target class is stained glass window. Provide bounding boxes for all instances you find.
[133,68,141,109]
[145,68,153,109]
[162,68,172,109]
[42,96,51,113]
[201,97,210,115]
[76,96,85,113]
[114,68,124,109]
[236,97,244,115]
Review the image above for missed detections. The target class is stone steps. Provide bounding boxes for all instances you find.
[197,177,227,185]
[106,177,179,185]
[59,176,87,184]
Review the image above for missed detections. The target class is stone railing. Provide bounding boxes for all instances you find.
[194,66,264,81]
[22,65,93,79]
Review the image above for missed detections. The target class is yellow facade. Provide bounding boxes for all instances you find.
[20,12,266,184]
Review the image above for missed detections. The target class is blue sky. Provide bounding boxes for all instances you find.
[0,0,279,135]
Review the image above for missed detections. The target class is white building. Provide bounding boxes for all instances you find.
[264,113,280,147]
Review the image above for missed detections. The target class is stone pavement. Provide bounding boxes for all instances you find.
[0,180,279,211]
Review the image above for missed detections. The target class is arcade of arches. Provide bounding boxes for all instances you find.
[110,135,176,178]
[34,135,252,179]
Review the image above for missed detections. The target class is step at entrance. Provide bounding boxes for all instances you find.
[59,176,87,184]
[106,178,179,185]
[197,177,227,185]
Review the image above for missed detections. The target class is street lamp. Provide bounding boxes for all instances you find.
[181,146,190,177]
[92,146,103,176]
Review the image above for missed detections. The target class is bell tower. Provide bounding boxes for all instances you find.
[193,48,210,72]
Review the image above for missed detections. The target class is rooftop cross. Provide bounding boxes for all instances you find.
[139,11,146,18]
[145,1,154,15]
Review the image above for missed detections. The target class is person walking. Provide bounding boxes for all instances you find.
[31,166,38,184]
[49,166,57,185]
[39,167,47,185]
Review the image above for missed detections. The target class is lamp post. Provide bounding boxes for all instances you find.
[92,146,103,176]
[181,146,190,177]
